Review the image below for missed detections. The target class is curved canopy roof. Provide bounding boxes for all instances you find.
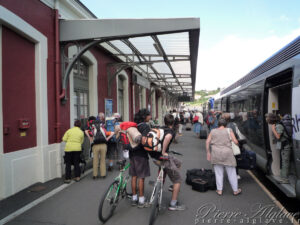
[60,18,200,100]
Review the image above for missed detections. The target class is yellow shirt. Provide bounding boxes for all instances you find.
[62,127,84,152]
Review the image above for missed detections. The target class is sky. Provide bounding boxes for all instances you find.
[80,0,300,90]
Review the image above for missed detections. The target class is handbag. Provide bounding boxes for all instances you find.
[227,128,241,155]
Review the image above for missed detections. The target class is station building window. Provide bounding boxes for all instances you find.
[73,60,89,120]
[139,86,146,109]
[118,75,125,119]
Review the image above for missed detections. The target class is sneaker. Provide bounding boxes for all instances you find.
[237,175,241,180]
[74,177,80,182]
[168,202,186,211]
[137,201,148,208]
[131,199,138,206]
[168,185,174,192]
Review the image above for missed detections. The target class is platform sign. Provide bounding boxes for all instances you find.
[292,87,300,140]
[178,96,191,102]
[133,73,150,89]
[105,99,113,117]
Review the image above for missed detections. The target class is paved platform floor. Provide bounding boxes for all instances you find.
[1,129,295,225]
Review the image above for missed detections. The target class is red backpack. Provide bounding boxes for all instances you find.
[193,116,199,123]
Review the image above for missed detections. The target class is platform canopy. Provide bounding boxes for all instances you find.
[60,18,200,100]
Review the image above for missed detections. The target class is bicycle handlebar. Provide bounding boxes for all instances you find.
[169,151,183,156]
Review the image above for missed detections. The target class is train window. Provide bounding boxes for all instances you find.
[228,81,265,149]
[221,98,227,112]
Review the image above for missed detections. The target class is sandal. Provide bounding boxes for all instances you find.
[233,188,242,196]
[216,190,223,196]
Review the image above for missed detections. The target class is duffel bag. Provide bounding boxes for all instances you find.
[236,149,256,170]
[191,178,208,192]
[186,169,200,185]
[186,168,216,190]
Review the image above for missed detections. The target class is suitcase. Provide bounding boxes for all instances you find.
[186,122,192,131]
[236,149,256,170]
[199,125,208,139]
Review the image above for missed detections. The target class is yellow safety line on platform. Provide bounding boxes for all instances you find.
[247,170,300,225]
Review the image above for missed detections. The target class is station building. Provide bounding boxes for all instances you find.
[0,0,199,199]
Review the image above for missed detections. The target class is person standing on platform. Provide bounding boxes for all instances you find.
[193,110,203,136]
[62,120,84,183]
[130,109,151,208]
[206,118,241,196]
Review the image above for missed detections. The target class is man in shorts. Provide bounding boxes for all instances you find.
[130,109,151,208]
[148,114,185,211]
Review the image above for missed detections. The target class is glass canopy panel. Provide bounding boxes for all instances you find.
[171,61,191,74]
[177,78,192,83]
[100,42,119,55]
[152,62,171,74]
[157,32,190,55]
[110,40,133,54]
[129,36,157,55]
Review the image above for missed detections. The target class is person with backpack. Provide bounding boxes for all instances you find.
[62,120,84,183]
[208,110,218,131]
[91,119,114,179]
[193,110,203,136]
[148,114,185,210]
[130,109,151,208]
[265,113,292,183]
[106,115,120,171]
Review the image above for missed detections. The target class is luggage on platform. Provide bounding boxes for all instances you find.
[186,168,216,192]
[236,149,256,170]
[199,125,208,139]
[191,179,208,192]
[186,122,192,131]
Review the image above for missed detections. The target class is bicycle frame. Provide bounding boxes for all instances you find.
[106,162,131,202]
[149,163,165,209]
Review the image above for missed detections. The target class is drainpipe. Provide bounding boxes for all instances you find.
[54,5,61,143]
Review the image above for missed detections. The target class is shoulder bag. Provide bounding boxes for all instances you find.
[227,128,241,156]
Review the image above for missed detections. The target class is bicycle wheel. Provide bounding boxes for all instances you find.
[149,182,161,225]
[98,181,120,223]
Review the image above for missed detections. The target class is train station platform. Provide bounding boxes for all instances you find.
[0,128,298,225]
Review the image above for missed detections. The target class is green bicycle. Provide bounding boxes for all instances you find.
[98,159,131,223]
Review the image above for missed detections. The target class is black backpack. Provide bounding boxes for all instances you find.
[93,122,107,144]
[280,114,293,138]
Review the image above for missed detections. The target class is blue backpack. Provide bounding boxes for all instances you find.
[105,118,119,143]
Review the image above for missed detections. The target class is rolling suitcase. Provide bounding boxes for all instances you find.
[199,125,208,139]
[186,122,192,131]
[236,149,256,170]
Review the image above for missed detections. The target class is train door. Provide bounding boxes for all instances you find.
[264,69,295,196]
